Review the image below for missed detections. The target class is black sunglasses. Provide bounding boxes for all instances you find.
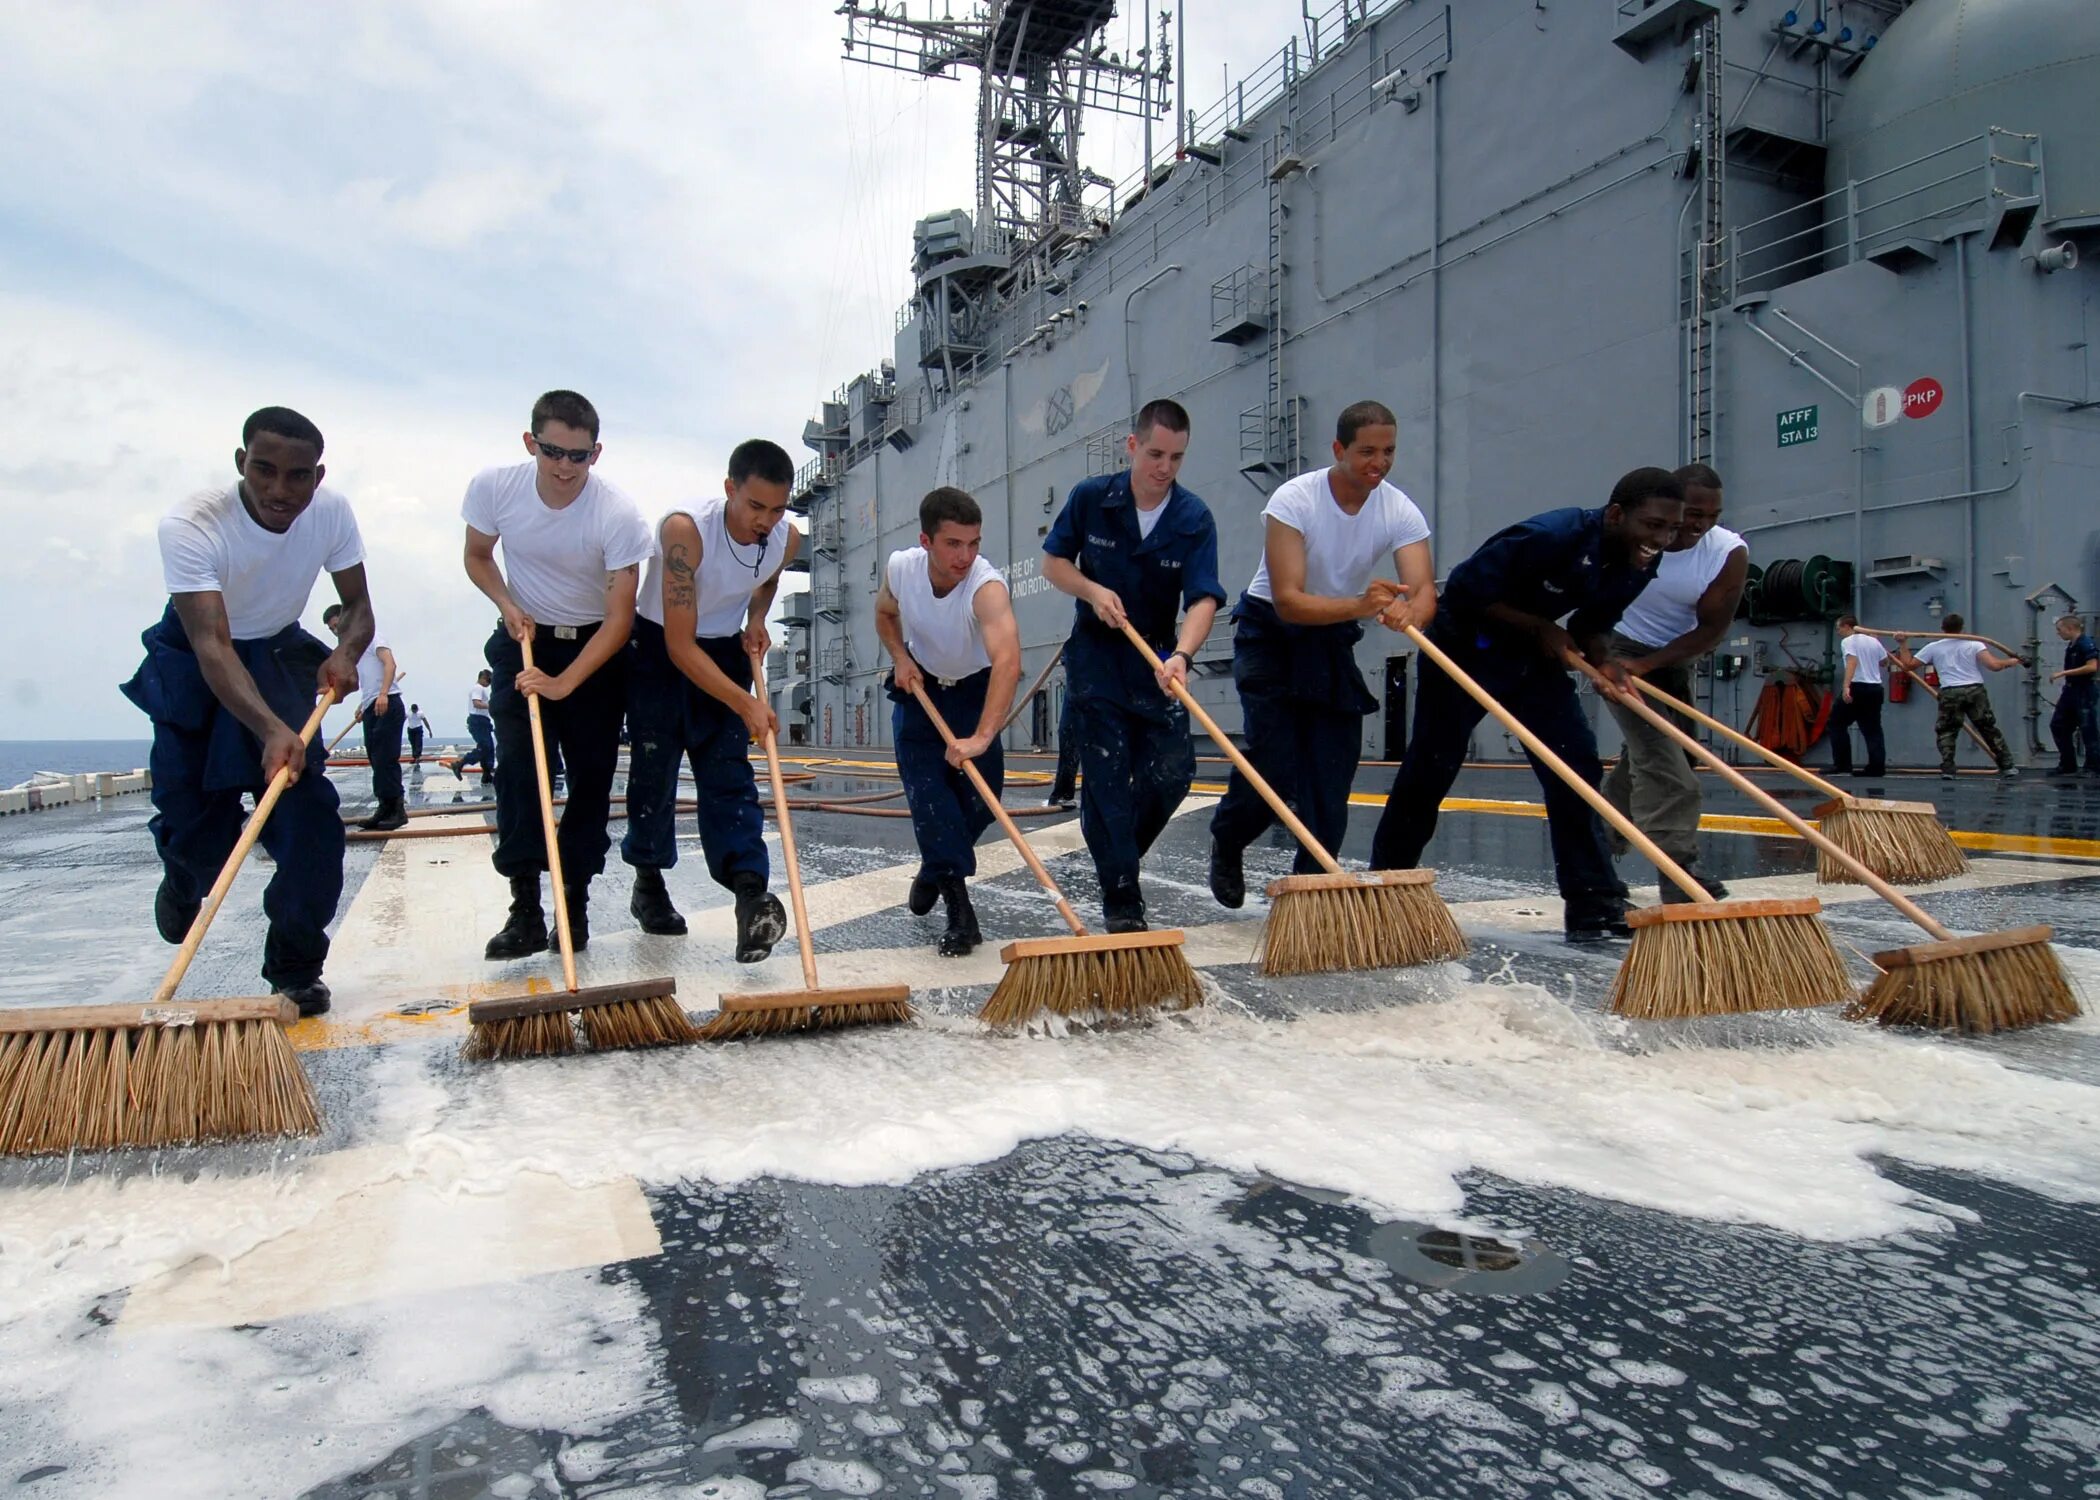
[533,437,595,464]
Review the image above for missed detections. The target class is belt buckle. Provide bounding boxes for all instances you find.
[937,674,958,688]
[553,625,579,641]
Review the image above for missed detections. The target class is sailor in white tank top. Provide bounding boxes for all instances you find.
[886,546,1001,683]
[1614,523,1747,651]
[639,495,792,639]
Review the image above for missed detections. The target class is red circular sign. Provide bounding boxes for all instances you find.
[1903,377,1944,419]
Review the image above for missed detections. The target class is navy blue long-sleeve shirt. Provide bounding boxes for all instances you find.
[1440,506,1661,648]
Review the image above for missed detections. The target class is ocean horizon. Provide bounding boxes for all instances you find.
[0,739,154,789]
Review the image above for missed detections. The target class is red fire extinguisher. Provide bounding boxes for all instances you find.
[1889,668,1909,703]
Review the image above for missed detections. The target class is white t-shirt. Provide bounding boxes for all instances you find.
[1915,638,1992,688]
[159,484,365,640]
[460,462,655,628]
[354,632,393,711]
[637,496,792,637]
[468,682,492,718]
[887,548,1002,682]
[1841,633,1888,687]
[407,710,434,735]
[1245,469,1430,603]
[1135,498,1167,540]
[1614,524,1746,649]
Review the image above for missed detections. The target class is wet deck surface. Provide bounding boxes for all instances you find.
[3,750,2098,1497]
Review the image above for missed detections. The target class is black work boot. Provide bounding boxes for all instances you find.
[1103,879,1148,934]
[563,882,591,950]
[907,871,940,916]
[733,873,787,963]
[1209,838,1245,910]
[155,876,200,944]
[938,878,982,957]
[1658,866,1730,905]
[359,798,408,832]
[275,979,332,1018]
[485,875,549,960]
[629,867,688,935]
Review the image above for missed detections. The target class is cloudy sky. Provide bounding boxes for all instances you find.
[2,1,1302,739]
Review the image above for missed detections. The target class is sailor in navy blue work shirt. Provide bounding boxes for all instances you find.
[1042,400,1225,931]
[1370,468,1684,941]
[2049,614,2100,774]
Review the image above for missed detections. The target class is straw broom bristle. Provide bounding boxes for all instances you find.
[813,995,916,1030]
[462,1011,578,1062]
[1609,910,1857,1020]
[578,994,704,1051]
[0,1017,317,1156]
[1260,884,1470,976]
[700,1001,814,1041]
[1848,939,2080,1033]
[700,991,916,1042]
[979,944,1204,1028]
[1816,804,1969,885]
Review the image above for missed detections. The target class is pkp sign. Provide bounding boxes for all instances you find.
[1863,378,1945,430]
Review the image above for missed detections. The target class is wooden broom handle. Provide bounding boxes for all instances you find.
[149,688,338,1007]
[1857,624,2021,657]
[1404,625,1714,904]
[1631,678,1847,800]
[1894,665,2000,757]
[1570,654,1955,940]
[751,649,821,991]
[520,634,580,994]
[906,678,1089,937]
[1113,619,1345,877]
[324,716,363,755]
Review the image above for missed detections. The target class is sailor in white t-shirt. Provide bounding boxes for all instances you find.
[1893,614,2024,776]
[118,406,373,1017]
[1598,463,1749,888]
[619,438,800,962]
[1830,616,1891,776]
[875,487,1024,956]
[462,389,656,959]
[324,606,406,829]
[452,669,497,786]
[405,704,434,763]
[1208,400,1437,906]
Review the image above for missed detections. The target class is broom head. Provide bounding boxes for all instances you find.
[1812,797,1969,885]
[701,983,915,1042]
[1609,898,1858,1020]
[463,977,694,1061]
[979,930,1204,1028]
[1848,924,2080,1034]
[1259,869,1469,975]
[0,997,319,1155]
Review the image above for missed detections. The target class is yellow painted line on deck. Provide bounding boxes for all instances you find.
[1186,780,2100,861]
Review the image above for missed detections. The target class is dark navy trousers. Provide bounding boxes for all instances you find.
[891,668,1005,880]
[485,622,627,882]
[1371,620,1625,926]
[2053,682,2100,771]
[458,715,496,778]
[1073,695,1196,889]
[1210,602,1371,874]
[621,619,769,892]
[121,606,344,989]
[361,696,405,802]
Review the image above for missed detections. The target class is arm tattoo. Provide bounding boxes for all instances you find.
[666,546,694,609]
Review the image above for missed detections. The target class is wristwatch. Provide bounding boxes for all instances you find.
[1166,649,1193,669]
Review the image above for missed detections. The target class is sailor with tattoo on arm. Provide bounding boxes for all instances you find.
[620,439,795,962]
[462,389,655,960]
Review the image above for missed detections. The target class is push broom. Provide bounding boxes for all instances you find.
[701,652,912,1039]
[463,635,692,1060]
[1401,625,1855,1019]
[1629,677,1968,885]
[1113,619,1466,974]
[0,692,335,1155]
[1577,658,2078,1034]
[906,680,1202,1027]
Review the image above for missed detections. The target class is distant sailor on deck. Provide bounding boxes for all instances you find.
[1042,399,1224,931]
[121,406,372,1017]
[462,389,655,960]
[1207,401,1436,908]
[1598,462,1747,901]
[406,703,433,765]
[620,438,796,963]
[1372,467,1685,942]
[452,670,496,786]
[1891,616,2024,780]
[876,487,1023,956]
[324,603,406,832]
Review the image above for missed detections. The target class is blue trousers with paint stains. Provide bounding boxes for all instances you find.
[1072,695,1196,890]
[891,668,1005,880]
[122,607,344,989]
[621,620,769,892]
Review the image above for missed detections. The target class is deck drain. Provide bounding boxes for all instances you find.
[1365,1223,1571,1296]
